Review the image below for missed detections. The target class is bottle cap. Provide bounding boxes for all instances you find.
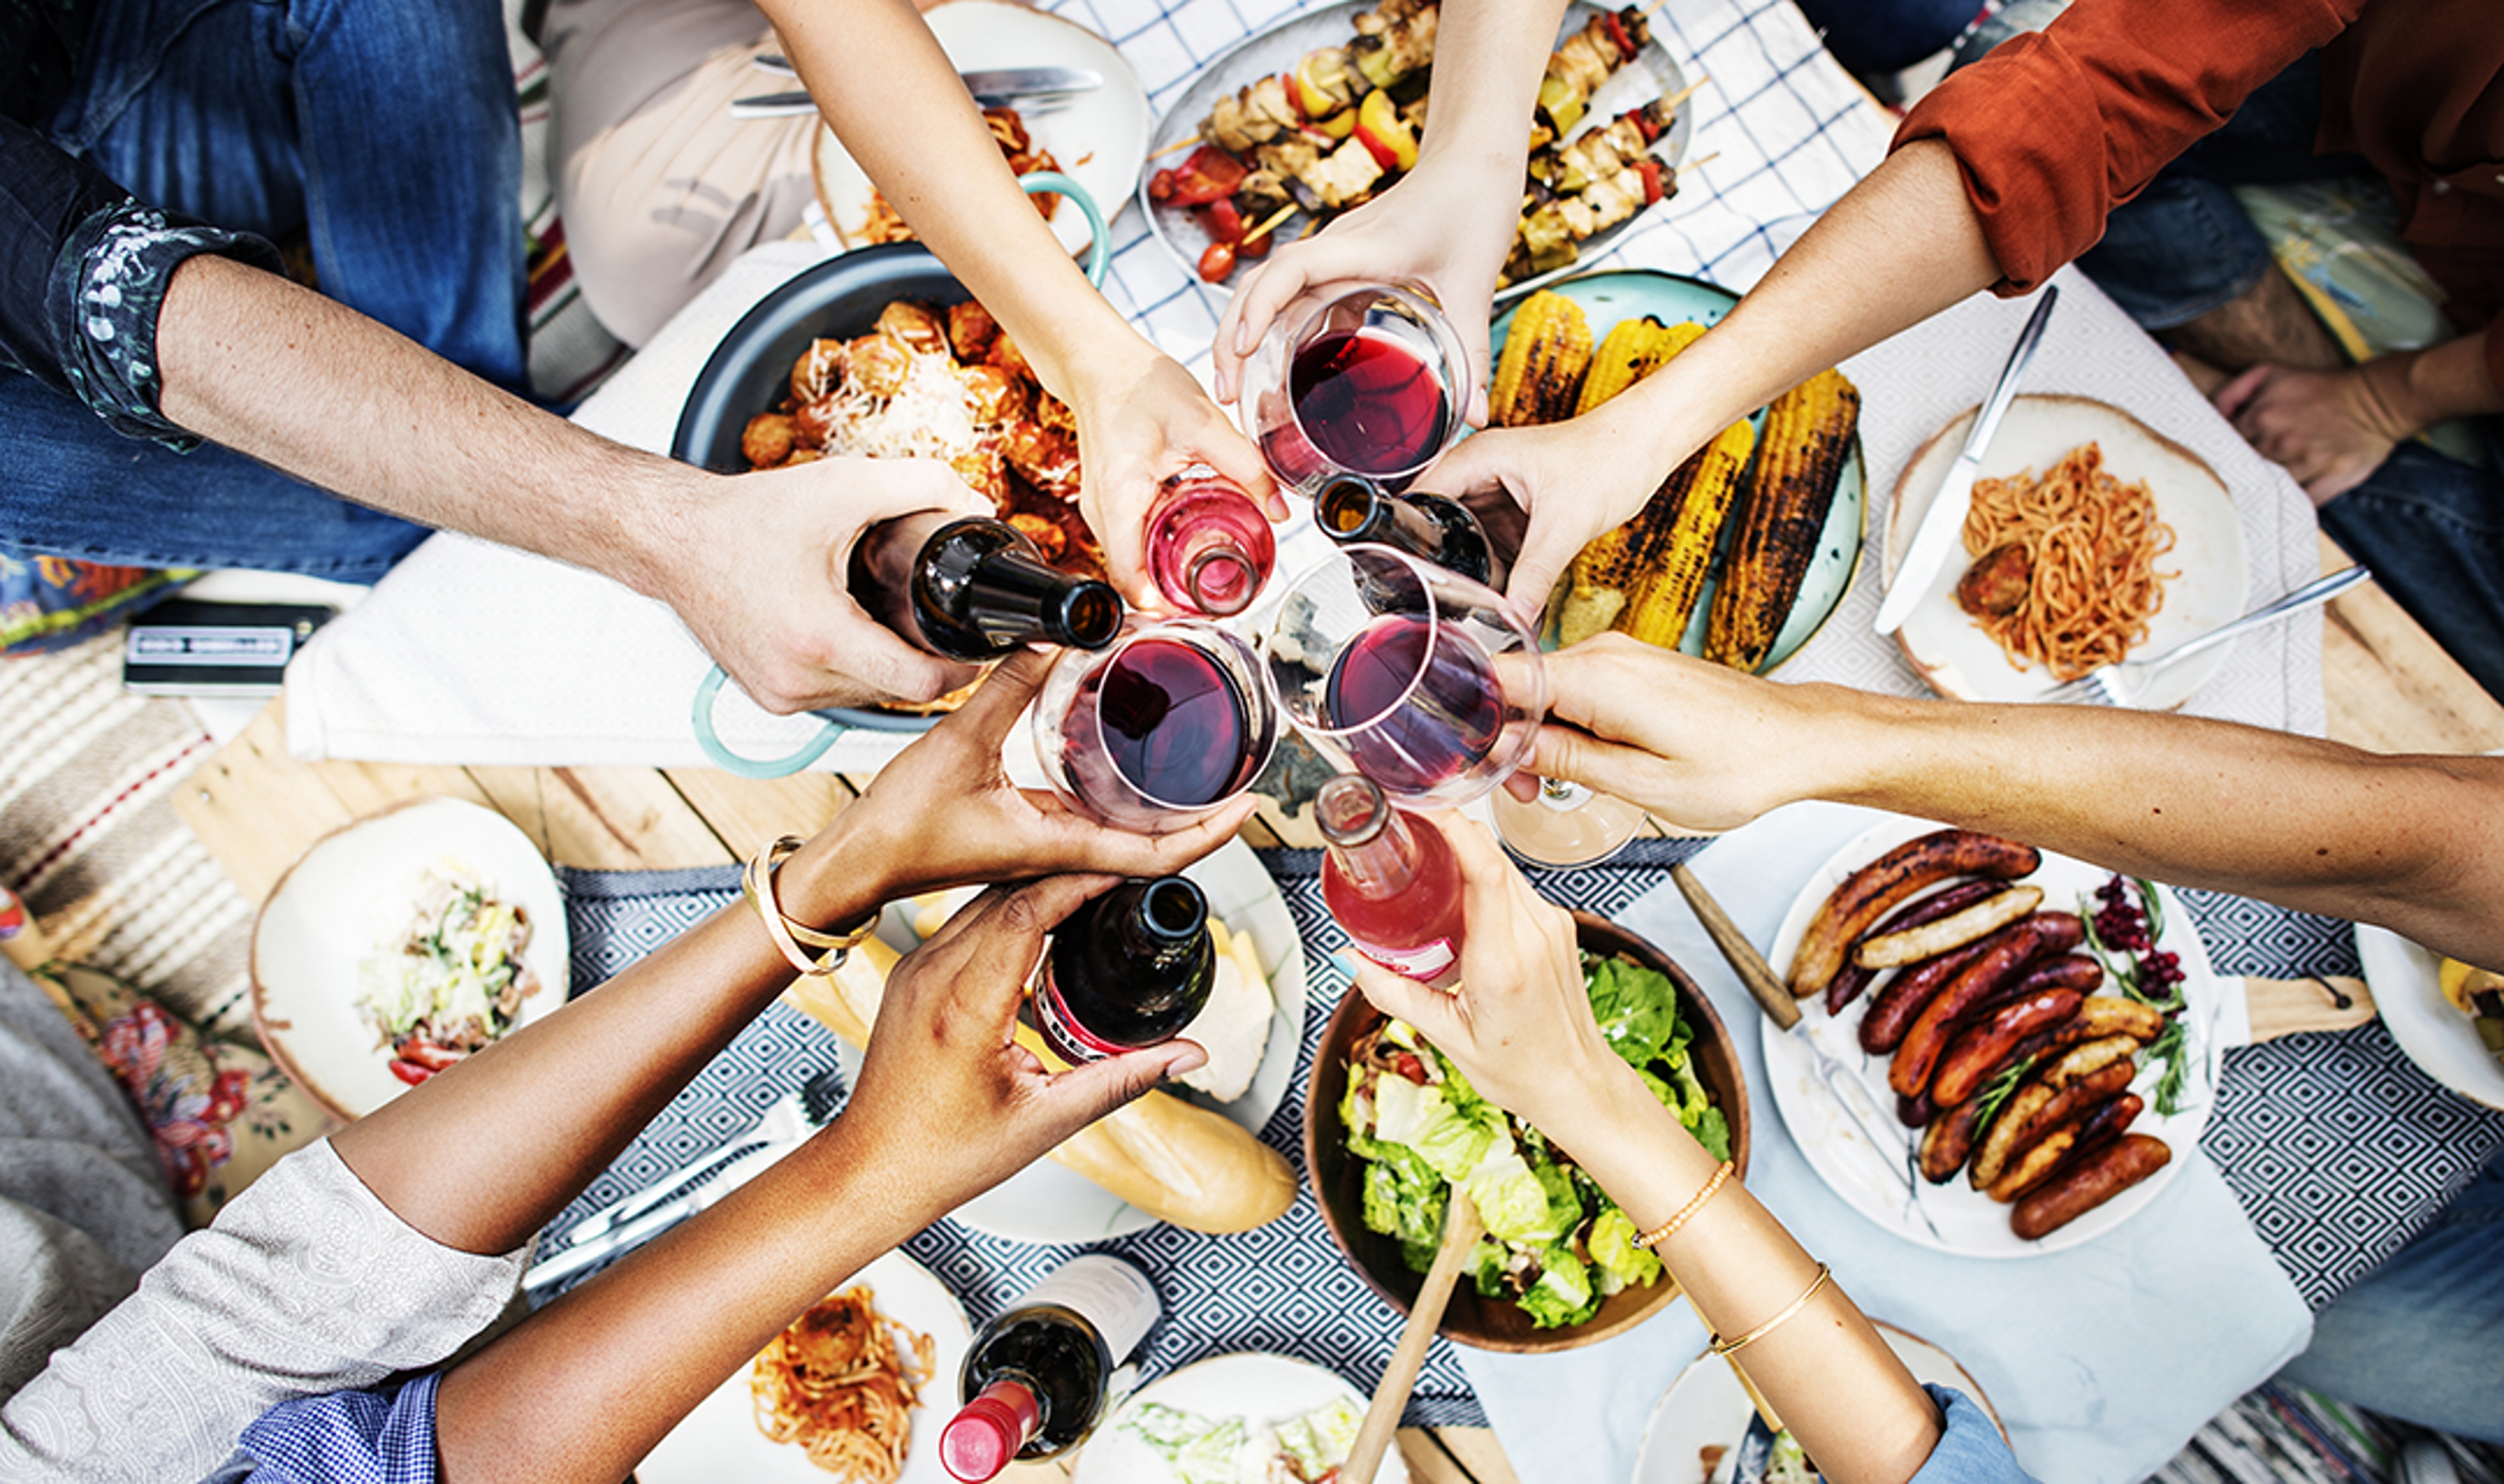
[940,1380,1042,1482]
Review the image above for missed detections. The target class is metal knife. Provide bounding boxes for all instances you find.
[1872,285,2061,636]
[1670,864,1945,1241]
[520,1142,790,1290]
[730,65,1102,118]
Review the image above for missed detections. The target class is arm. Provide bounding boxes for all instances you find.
[433,872,1194,1484]
[1530,635,2504,968]
[1432,137,2006,612]
[327,645,1255,1257]
[151,253,992,713]
[2214,331,2504,502]
[1211,0,1575,428]
[1351,823,1953,1484]
[765,0,1279,607]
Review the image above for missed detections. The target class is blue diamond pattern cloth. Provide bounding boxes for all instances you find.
[537,840,2504,1435]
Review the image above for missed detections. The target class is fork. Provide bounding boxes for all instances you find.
[550,1064,847,1251]
[2041,565,2372,707]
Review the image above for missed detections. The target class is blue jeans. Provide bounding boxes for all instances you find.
[2276,1151,2504,1443]
[0,0,522,576]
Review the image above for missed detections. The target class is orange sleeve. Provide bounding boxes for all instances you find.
[1891,0,2359,295]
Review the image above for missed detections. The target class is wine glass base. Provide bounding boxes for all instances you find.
[1489,784,1650,869]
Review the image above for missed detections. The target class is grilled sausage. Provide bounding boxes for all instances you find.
[1890,912,2085,1098]
[2012,1133,2172,1240]
[1929,985,2089,1106]
[2038,1034,2143,1091]
[1898,1088,1937,1129]
[1973,1060,2136,1193]
[1966,1082,2051,1191]
[1986,1123,2079,1202]
[1826,880,2004,1015]
[1856,885,2045,970]
[2072,996,2168,1041]
[2061,1090,2144,1162]
[1788,830,2042,998]
[1919,1099,1984,1183]
[1860,938,1991,1055]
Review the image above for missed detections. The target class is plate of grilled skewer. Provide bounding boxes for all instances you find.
[1483,270,1867,672]
[1145,0,1693,293]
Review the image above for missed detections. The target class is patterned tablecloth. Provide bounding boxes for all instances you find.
[539,850,2504,1443]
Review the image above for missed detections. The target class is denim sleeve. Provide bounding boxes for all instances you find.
[198,1373,443,1484]
[1907,1384,2041,1484]
[0,114,283,451]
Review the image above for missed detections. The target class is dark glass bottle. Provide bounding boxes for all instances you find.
[1315,475,1499,589]
[939,1254,1162,1481]
[1032,876,1215,1064]
[849,512,1124,662]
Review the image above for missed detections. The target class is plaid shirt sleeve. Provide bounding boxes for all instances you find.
[199,1373,444,1484]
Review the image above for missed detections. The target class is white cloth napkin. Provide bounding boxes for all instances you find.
[1454,800,2312,1484]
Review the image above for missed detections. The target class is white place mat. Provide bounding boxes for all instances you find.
[1456,800,2312,1484]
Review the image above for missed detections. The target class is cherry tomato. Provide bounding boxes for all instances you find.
[1197,241,1238,282]
[1149,168,1176,202]
[388,1059,436,1086]
[1238,228,1272,260]
[1195,197,1245,245]
[1167,145,1249,207]
[1390,1050,1431,1085]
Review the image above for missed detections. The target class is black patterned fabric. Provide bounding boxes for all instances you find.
[541,850,2504,1431]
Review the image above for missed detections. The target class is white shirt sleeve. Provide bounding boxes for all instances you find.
[0,1138,526,1483]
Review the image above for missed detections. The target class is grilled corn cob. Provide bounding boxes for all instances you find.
[1558,474,1676,644]
[1705,368,1861,670]
[1617,417,1757,648]
[1573,316,1705,414]
[1489,290,1592,427]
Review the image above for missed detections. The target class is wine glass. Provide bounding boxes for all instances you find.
[1236,282,1470,498]
[1261,544,1544,809]
[1032,619,1279,834]
[1486,775,1652,868]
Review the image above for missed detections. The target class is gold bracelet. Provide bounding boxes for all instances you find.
[1633,1161,1733,1250]
[743,836,880,977]
[1709,1263,1834,1356]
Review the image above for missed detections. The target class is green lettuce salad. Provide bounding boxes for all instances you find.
[1339,952,1731,1329]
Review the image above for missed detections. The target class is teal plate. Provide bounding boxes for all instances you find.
[1484,269,1866,674]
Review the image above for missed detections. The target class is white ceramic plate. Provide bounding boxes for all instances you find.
[1761,814,2226,1256]
[812,1,1150,258]
[1145,0,1690,298]
[637,1249,972,1484]
[835,837,1309,1243]
[2357,925,2504,1111]
[1631,1321,2003,1484]
[1070,1350,1407,1484]
[1886,394,2248,707]
[250,797,569,1120]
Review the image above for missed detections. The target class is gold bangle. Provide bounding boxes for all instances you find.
[743,836,880,977]
[1633,1161,1733,1250]
[1708,1263,1834,1356]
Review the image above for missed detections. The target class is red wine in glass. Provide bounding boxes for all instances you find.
[1317,774,1466,985]
[1323,614,1503,797]
[1145,474,1275,617]
[1066,636,1261,809]
[1282,328,1453,482]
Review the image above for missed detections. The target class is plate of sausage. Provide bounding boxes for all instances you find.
[1761,816,2226,1256]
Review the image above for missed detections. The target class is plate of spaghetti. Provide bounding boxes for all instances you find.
[637,1250,971,1484]
[1886,394,2248,708]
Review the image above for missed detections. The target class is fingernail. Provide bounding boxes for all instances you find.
[1232,320,1250,355]
[1327,949,1363,978]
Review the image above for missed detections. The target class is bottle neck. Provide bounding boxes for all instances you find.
[1107,877,1209,971]
[1317,777,1423,898]
[940,1378,1042,1483]
[911,517,1124,658]
[1316,481,1493,586]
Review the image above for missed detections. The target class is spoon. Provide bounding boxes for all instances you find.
[1343,1195,1485,1484]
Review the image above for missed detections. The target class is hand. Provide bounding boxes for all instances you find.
[789,647,1255,912]
[1344,817,1629,1135]
[2214,362,2410,504]
[1211,155,1519,428]
[1062,340,1282,609]
[1418,406,1677,619]
[1521,634,1827,832]
[653,456,992,713]
[839,873,1208,1213]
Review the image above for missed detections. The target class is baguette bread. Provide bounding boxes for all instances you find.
[782,937,1298,1233]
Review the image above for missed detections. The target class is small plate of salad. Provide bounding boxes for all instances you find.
[1070,1351,1401,1484]
[1304,913,1748,1352]
[252,797,569,1119]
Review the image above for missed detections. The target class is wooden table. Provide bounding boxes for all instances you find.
[167,542,2500,1484]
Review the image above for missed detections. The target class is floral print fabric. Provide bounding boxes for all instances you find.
[54,198,279,451]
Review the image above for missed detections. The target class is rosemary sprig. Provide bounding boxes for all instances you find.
[1973,1053,2038,1132]
[2144,1017,2194,1117]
